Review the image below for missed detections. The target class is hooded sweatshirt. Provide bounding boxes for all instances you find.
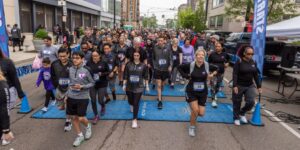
[36,67,55,91]
[68,64,95,100]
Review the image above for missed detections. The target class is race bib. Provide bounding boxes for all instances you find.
[184,56,192,62]
[159,59,167,65]
[108,64,113,70]
[59,78,70,86]
[43,50,51,55]
[130,75,140,83]
[173,55,177,60]
[198,46,204,50]
[193,82,205,91]
[93,74,99,81]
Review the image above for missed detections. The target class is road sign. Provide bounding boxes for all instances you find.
[58,0,66,6]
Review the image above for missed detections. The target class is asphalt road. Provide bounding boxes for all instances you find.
[2,66,300,150]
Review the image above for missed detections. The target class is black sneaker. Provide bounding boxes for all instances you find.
[152,84,155,89]
[157,101,163,109]
[112,92,116,100]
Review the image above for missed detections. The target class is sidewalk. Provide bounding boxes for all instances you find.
[9,47,37,66]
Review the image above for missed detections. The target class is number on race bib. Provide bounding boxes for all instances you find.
[108,64,113,70]
[193,82,205,91]
[59,78,70,86]
[173,55,177,60]
[130,75,140,83]
[159,59,167,65]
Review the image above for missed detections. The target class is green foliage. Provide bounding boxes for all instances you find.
[79,27,84,36]
[177,0,207,32]
[34,29,48,39]
[142,14,158,28]
[225,0,298,23]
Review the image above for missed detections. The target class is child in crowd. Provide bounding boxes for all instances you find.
[36,57,55,112]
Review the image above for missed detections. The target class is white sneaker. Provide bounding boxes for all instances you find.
[132,120,138,129]
[234,120,241,126]
[188,126,196,137]
[180,80,185,85]
[240,115,248,124]
[51,100,57,106]
[2,139,10,146]
[85,123,92,140]
[130,105,133,113]
[41,107,48,112]
[73,136,84,147]
[64,121,72,132]
[212,100,218,108]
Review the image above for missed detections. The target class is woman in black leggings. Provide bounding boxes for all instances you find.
[123,51,149,128]
[86,50,110,125]
[0,70,14,145]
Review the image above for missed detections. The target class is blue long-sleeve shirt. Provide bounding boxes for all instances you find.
[36,67,55,91]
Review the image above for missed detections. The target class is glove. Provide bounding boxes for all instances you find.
[122,85,126,91]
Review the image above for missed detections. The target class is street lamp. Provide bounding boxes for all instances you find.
[58,0,67,44]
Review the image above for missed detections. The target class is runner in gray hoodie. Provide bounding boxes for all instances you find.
[67,51,95,147]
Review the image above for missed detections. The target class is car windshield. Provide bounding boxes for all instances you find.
[226,33,241,42]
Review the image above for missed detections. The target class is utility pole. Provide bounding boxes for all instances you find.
[58,0,67,44]
[113,0,116,29]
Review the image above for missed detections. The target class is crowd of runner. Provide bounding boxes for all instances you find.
[0,27,262,147]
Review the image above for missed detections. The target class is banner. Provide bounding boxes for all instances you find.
[251,0,269,78]
[0,0,9,57]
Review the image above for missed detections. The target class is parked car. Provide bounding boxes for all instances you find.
[224,32,285,71]
[204,30,232,39]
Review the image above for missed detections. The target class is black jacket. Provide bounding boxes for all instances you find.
[0,58,25,99]
[124,62,149,93]
[86,60,110,88]
[0,80,10,131]
[50,60,72,92]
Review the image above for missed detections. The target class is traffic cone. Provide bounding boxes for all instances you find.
[18,95,33,114]
[250,94,264,126]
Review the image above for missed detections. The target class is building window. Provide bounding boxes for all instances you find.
[212,0,224,8]
[45,7,54,32]
[296,0,300,3]
[91,15,98,27]
[35,4,45,31]
[209,15,223,28]
[84,13,91,27]
[72,11,82,29]
[20,1,32,32]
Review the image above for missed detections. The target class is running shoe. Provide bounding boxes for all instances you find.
[130,105,133,113]
[73,135,84,147]
[188,126,196,137]
[170,85,175,89]
[211,100,218,108]
[64,121,72,132]
[112,92,116,100]
[85,123,92,140]
[157,101,163,109]
[234,120,241,126]
[240,115,248,124]
[2,139,10,146]
[92,115,99,125]
[41,107,48,112]
[132,120,138,129]
[105,98,111,104]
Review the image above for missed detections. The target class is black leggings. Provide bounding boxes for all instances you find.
[45,90,55,107]
[126,91,142,120]
[90,87,106,116]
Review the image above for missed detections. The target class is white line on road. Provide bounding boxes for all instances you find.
[264,110,300,139]
[223,77,300,139]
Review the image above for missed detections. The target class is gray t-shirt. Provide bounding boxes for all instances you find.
[39,45,59,62]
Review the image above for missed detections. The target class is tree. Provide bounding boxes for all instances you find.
[225,0,298,23]
[177,0,207,32]
[142,14,158,28]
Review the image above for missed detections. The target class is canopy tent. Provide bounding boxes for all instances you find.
[266,16,300,37]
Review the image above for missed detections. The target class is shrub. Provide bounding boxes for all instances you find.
[34,29,48,39]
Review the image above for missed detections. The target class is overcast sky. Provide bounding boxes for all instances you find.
[140,0,186,25]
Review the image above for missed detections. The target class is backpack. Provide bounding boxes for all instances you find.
[190,61,209,75]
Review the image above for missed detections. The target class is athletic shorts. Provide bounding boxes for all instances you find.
[186,91,208,106]
[154,69,169,81]
[66,98,89,117]
[12,38,20,46]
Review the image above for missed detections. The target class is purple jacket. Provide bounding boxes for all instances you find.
[36,67,55,91]
[181,45,194,64]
